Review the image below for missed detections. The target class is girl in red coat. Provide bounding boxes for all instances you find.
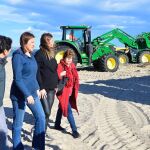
[54,49,80,138]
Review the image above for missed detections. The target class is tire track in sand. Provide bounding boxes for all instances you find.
[79,85,150,150]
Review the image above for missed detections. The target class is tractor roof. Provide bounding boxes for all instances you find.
[60,25,91,30]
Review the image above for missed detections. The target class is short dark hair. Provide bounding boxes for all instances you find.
[63,49,75,59]
[20,32,35,49]
[0,35,12,54]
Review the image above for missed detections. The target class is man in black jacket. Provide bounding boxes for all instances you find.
[0,35,12,149]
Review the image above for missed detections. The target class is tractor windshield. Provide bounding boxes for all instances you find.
[65,29,85,50]
[66,29,83,41]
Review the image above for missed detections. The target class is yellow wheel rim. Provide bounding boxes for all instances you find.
[107,58,116,70]
[119,56,127,64]
[141,54,150,63]
[55,51,65,64]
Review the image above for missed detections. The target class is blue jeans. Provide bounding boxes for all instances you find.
[55,101,77,132]
[11,97,45,150]
[0,106,9,150]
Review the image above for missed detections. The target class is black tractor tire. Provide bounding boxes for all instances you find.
[93,60,99,70]
[55,45,78,65]
[138,51,150,63]
[95,54,119,72]
[117,53,129,65]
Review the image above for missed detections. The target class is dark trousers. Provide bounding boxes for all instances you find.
[41,90,55,131]
[55,101,77,132]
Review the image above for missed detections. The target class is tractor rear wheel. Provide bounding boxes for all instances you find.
[95,54,119,72]
[138,51,150,63]
[117,53,129,65]
[55,45,78,64]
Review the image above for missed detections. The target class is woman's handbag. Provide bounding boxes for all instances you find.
[57,77,68,95]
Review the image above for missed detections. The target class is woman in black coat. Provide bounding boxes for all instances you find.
[35,33,58,134]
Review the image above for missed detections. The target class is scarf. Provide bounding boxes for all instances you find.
[60,60,79,89]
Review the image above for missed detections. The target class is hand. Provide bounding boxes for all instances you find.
[55,88,58,93]
[27,96,34,104]
[60,71,66,77]
[40,89,47,99]
[37,90,41,99]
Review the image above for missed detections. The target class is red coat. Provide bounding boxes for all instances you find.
[56,60,79,117]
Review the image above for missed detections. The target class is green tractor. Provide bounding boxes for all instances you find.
[92,28,150,64]
[55,26,119,72]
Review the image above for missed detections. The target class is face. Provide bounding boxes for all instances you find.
[4,49,11,57]
[3,49,11,57]
[24,38,35,52]
[65,57,73,65]
[46,37,54,48]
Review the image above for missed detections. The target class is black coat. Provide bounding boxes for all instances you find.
[0,58,7,107]
[35,50,58,92]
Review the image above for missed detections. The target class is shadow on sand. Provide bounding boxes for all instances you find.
[79,75,150,105]
[4,107,62,150]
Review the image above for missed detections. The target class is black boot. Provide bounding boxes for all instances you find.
[72,131,80,138]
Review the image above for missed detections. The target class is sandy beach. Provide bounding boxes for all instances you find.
[4,58,150,150]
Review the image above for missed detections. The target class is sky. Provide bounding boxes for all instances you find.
[0,0,150,49]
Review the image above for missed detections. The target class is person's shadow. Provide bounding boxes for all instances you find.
[5,107,62,150]
[5,106,35,143]
[79,75,150,105]
[45,144,61,150]
[0,131,10,150]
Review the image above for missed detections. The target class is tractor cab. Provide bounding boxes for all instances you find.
[60,26,93,57]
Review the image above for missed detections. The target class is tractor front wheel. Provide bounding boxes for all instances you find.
[138,51,150,63]
[117,53,129,65]
[94,54,119,72]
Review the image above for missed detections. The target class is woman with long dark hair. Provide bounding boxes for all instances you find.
[35,33,58,137]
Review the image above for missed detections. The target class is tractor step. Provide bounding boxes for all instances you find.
[81,53,89,65]
[82,58,89,62]
[82,58,89,66]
